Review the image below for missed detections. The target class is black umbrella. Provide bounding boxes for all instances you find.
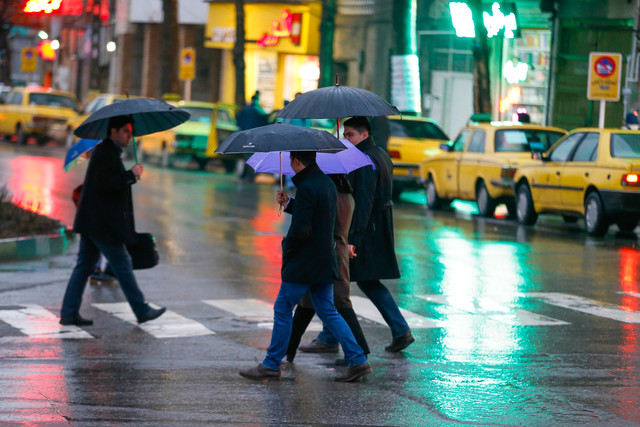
[215,123,346,154]
[275,83,401,119]
[74,98,190,140]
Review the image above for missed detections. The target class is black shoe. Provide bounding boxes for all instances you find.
[299,339,339,353]
[60,315,93,326]
[334,361,371,382]
[239,363,281,381]
[385,331,415,352]
[137,307,167,324]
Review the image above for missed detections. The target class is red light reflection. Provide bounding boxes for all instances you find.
[249,204,284,300]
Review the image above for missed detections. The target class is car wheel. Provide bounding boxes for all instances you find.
[616,217,638,233]
[426,178,443,209]
[584,192,609,237]
[476,181,496,217]
[516,184,538,225]
[562,215,579,223]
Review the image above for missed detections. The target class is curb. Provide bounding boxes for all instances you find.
[0,227,76,262]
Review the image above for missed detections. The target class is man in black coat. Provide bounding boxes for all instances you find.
[60,115,166,326]
[239,151,370,382]
[343,116,415,352]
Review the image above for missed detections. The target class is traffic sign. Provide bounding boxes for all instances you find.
[21,47,37,73]
[588,52,622,101]
[179,48,195,81]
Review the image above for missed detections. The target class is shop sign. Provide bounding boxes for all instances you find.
[390,55,421,113]
[503,60,528,84]
[24,0,61,14]
[257,9,302,48]
[449,1,519,39]
[211,27,235,44]
[588,52,622,101]
[179,48,195,81]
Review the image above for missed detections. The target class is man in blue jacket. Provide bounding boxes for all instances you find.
[239,151,370,382]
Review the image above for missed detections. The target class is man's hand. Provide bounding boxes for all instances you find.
[131,163,144,180]
[276,190,290,207]
[348,244,357,259]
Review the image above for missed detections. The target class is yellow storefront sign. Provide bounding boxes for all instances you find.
[21,47,37,73]
[587,52,622,101]
[179,48,195,81]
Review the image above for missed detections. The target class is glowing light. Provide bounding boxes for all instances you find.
[298,63,320,80]
[499,86,521,113]
[37,40,57,61]
[24,0,62,14]
[37,31,48,40]
[483,2,518,38]
[503,60,528,84]
[257,9,298,48]
[449,2,476,38]
[50,39,59,50]
[106,41,117,52]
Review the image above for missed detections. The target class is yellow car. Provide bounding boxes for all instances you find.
[142,101,239,171]
[66,93,139,145]
[514,128,640,236]
[420,122,566,217]
[0,86,79,144]
[372,115,449,197]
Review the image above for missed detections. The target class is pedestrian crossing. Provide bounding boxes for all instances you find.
[1,292,640,340]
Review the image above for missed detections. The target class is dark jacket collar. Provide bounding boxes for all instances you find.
[103,137,123,155]
[355,137,374,152]
[292,162,321,187]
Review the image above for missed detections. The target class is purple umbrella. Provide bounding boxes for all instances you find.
[246,139,374,176]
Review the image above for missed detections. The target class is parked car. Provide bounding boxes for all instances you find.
[142,101,239,171]
[513,128,640,236]
[0,86,79,144]
[371,115,449,198]
[65,93,139,146]
[420,122,566,217]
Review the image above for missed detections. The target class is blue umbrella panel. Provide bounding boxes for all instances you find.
[64,138,101,171]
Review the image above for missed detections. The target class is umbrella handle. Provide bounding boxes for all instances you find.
[278,152,283,216]
[132,135,139,164]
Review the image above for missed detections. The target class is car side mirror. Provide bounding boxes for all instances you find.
[439,143,452,152]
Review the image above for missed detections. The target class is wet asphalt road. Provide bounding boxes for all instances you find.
[0,142,639,426]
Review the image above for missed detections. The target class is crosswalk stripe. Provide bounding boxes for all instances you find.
[526,293,640,323]
[350,296,443,329]
[0,305,94,339]
[202,298,323,331]
[92,303,215,338]
[619,291,640,298]
[417,294,569,326]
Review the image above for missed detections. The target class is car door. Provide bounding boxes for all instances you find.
[0,91,23,135]
[458,129,485,199]
[559,132,599,210]
[441,129,471,196]
[533,133,585,209]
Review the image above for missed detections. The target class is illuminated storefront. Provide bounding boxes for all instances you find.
[205,2,322,111]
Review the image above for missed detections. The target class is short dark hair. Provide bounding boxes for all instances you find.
[343,116,371,134]
[290,151,316,166]
[107,115,134,136]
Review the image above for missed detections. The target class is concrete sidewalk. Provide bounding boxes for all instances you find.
[0,228,74,262]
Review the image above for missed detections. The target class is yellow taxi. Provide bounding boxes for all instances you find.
[371,115,449,197]
[141,101,238,171]
[513,128,640,236]
[65,93,140,145]
[420,121,566,217]
[0,86,79,144]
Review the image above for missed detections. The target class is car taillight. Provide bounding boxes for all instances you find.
[501,167,517,180]
[622,173,640,186]
[388,150,400,159]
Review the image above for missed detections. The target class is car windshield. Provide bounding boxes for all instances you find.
[611,133,640,158]
[389,120,448,140]
[181,106,212,123]
[494,129,565,152]
[28,93,77,111]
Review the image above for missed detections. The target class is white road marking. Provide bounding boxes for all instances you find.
[527,293,640,323]
[350,296,443,329]
[417,294,569,326]
[92,303,215,338]
[0,305,93,339]
[619,292,640,298]
[202,298,322,331]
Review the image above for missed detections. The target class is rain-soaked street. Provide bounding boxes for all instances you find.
[1,142,639,425]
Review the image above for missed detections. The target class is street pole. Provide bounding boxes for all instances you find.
[599,100,606,129]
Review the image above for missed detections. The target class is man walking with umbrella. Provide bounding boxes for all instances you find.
[60,115,166,326]
[239,151,371,382]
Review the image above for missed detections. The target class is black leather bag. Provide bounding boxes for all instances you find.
[126,232,159,270]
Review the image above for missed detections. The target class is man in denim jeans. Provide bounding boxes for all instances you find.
[239,151,370,382]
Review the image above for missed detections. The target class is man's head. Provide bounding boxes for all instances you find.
[108,115,134,148]
[343,116,370,146]
[290,150,316,174]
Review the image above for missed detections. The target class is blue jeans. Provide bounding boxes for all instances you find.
[60,234,149,318]
[317,279,410,345]
[263,281,367,370]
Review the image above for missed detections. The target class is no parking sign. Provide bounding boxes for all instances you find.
[588,52,622,101]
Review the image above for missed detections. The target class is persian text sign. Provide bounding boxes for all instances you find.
[588,52,622,101]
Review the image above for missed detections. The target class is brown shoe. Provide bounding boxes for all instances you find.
[334,361,371,382]
[239,363,281,381]
[385,331,415,352]
[299,339,339,353]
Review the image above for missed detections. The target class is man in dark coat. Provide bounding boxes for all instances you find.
[239,151,370,382]
[344,116,415,352]
[60,115,166,326]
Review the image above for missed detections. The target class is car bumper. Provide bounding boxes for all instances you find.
[393,164,422,185]
[600,189,640,216]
